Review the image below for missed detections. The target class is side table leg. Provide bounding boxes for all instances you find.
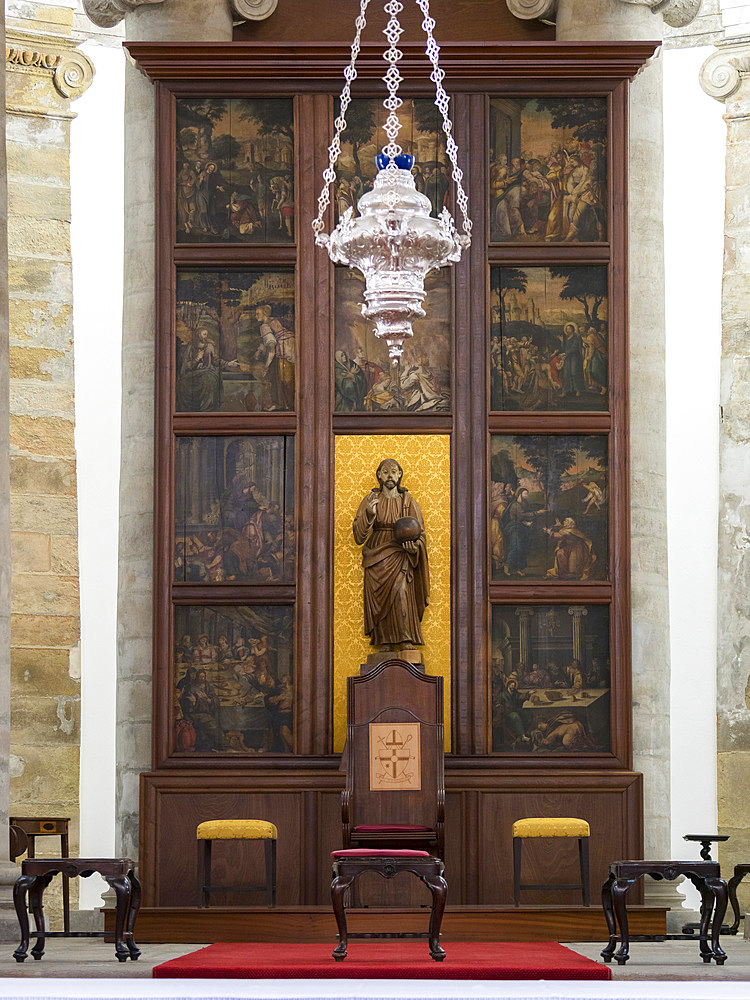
[12,875,35,962]
[727,868,747,935]
[691,874,716,963]
[600,873,617,962]
[125,869,142,960]
[105,875,133,962]
[421,869,447,961]
[331,869,355,962]
[612,878,635,965]
[29,874,54,961]
[704,877,728,965]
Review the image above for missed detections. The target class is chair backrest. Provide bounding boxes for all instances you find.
[344,659,444,832]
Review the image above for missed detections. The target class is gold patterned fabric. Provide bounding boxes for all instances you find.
[512,817,590,838]
[196,820,278,841]
[333,434,451,751]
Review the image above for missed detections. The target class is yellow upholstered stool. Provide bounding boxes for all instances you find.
[197,819,277,907]
[512,817,590,906]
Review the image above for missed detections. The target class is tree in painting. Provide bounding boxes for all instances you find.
[489,97,607,243]
[491,604,610,753]
[174,605,294,754]
[176,269,295,413]
[490,266,608,412]
[176,98,294,243]
[489,435,608,581]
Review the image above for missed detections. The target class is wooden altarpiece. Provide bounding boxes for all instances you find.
[127,27,657,932]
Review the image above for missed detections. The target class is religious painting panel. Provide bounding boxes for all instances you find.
[334,268,451,413]
[176,269,295,413]
[174,604,294,754]
[174,435,295,584]
[490,266,608,411]
[491,604,610,754]
[335,98,448,222]
[489,97,608,244]
[489,435,608,581]
[176,98,294,243]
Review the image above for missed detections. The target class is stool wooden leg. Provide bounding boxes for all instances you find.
[331,867,355,962]
[125,869,142,960]
[12,874,35,962]
[579,837,590,906]
[29,873,53,961]
[421,867,447,961]
[513,837,522,906]
[104,875,133,963]
[198,839,212,908]
[265,839,276,907]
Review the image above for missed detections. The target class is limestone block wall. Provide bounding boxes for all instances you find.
[5,1,93,924]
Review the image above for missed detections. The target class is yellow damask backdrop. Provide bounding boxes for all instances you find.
[333,434,451,751]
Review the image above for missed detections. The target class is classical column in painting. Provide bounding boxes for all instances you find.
[514,608,535,673]
[568,606,588,663]
[80,0,277,860]
[700,34,750,925]
[506,0,703,918]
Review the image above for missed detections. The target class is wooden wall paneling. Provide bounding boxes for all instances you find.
[296,93,334,754]
[452,93,489,755]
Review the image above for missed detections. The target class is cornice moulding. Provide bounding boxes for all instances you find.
[700,34,750,101]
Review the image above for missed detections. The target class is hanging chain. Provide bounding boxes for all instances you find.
[414,0,472,247]
[313,0,472,248]
[381,0,404,162]
[312,0,371,244]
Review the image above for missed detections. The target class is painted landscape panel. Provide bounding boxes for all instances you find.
[489,97,607,244]
[334,268,451,413]
[490,435,608,581]
[174,436,295,584]
[176,269,295,413]
[491,604,610,754]
[490,266,608,412]
[335,98,448,222]
[174,605,294,754]
[176,98,294,244]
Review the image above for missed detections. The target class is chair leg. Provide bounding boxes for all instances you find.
[265,838,276,907]
[579,837,590,906]
[198,839,212,908]
[513,837,522,906]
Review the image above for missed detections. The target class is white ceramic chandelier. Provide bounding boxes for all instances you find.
[312,0,472,362]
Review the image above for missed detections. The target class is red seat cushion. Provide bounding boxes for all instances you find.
[331,849,431,858]
[353,824,433,832]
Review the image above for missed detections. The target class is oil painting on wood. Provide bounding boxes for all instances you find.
[490,266,608,411]
[176,98,294,243]
[490,435,608,581]
[489,97,607,243]
[176,269,295,412]
[174,605,294,754]
[174,436,294,584]
[334,268,451,413]
[491,604,610,753]
[335,98,447,222]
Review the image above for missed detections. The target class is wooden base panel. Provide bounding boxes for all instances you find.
[105,904,666,944]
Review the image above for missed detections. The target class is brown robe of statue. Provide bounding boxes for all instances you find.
[353,489,429,647]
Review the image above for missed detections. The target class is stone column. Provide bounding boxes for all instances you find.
[700,34,750,921]
[507,0,697,917]
[568,607,587,663]
[81,0,277,861]
[515,608,534,670]
[5,8,94,929]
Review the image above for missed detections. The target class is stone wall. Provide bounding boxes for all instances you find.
[5,0,93,925]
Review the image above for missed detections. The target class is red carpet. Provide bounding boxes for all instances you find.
[153,941,611,979]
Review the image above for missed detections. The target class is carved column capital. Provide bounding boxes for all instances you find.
[5,29,95,104]
[700,36,750,102]
[83,0,277,28]
[505,0,558,24]
[618,0,702,29]
[507,0,701,28]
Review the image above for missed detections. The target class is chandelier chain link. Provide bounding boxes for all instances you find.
[414,0,472,246]
[312,0,371,243]
[381,0,404,160]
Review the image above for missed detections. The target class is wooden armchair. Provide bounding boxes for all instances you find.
[341,658,444,858]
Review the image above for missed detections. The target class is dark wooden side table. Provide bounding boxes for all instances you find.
[9,817,70,934]
[682,835,731,935]
[330,852,447,962]
[13,858,141,963]
[601,861,728,966]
